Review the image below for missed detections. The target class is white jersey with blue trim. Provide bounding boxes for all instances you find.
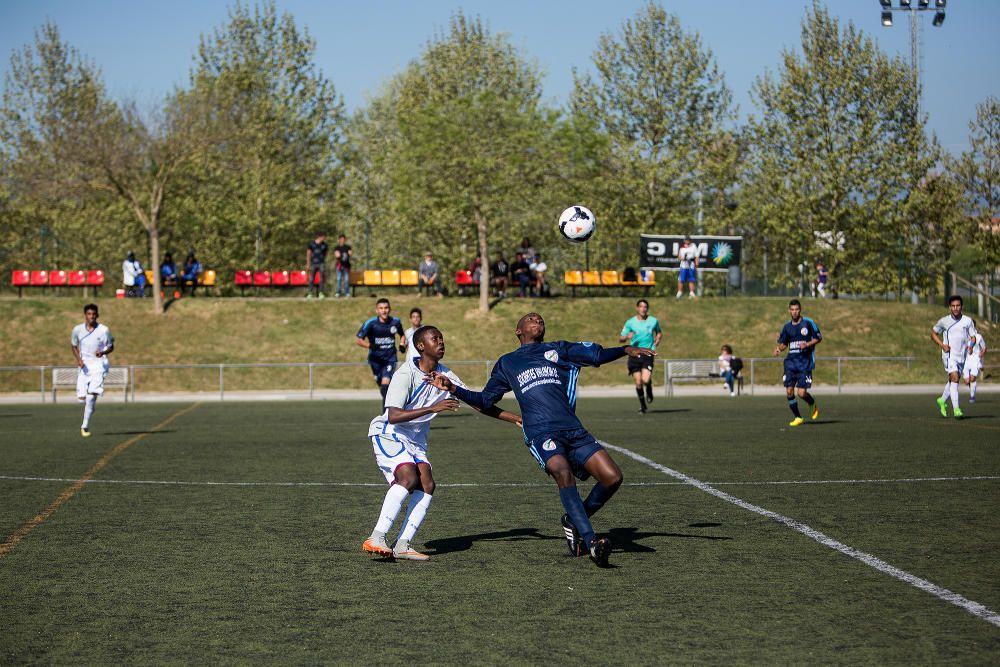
[70,323,113,369]
[367,357,467,449]
[934,314,977,365]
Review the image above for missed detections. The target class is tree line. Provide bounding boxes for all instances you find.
[1,1,996,312]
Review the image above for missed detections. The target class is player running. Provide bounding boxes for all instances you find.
[619,299,662,413]
[362,325,521,561]
[429,312,656,568]
[773,299,821,427]
[70,303,114,437]
[963,330,986,404]
[356,298,405,406]
[932,296,978,418]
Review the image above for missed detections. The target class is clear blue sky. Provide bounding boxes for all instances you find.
[1,0,998,154]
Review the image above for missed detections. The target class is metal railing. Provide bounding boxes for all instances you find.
[1,356,916,403]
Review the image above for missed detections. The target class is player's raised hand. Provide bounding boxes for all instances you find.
[426,372,455,392]
[625,346,655,358]
[430,398,460,413]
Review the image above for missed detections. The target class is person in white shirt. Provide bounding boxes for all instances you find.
[529,253,549,297]
[676,237,698,299]
[931,295,978,419]
[70,303,114,437]
[122,251,145,298]
[362,325,521,561]
[400,307,422,359]
[962,329,986,403]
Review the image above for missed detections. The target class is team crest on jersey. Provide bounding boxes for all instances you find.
[390,326,397,334]
[800,327,808,336]
[544,350,559,363]
[542,439,556,451]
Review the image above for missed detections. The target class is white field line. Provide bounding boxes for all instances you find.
[0,474,997,488]
[599,441,1000,629]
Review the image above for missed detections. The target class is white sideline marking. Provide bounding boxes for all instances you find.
[0,474,997,488]
[599,441,1000,629]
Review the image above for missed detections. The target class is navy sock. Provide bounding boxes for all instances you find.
[559,487,595,545]
[583,483,615,517]
[802,393,815,406]
[379,384,388,406]
[788,398,801,418]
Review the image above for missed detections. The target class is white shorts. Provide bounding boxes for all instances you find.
[76,364,107,398]
[943,356,965,375]
[371,434,429,484]
[963,360,982,379]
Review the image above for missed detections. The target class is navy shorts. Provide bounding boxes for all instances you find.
[525,428,602,481]
[679,267,697,283]
[783,364,813,389]
[369,356,396,383]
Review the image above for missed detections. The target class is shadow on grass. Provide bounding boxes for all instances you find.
[424,527,559,555]
[645,408,692,415]
[102,429,176,436]
[807,420,843,425]
[959,415,996,420]
[607,526,732,553]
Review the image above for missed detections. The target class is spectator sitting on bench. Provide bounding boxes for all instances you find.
[179,252,201,296]
[161,252,178,285]
[529,252,549,297]
[719,344,741,397]
[490,251,509,298]
[122,251,145,298]
[418,251,441,297]
[510,251,531,297]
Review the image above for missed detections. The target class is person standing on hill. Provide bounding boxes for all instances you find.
[773,299,821,427]
[333,234,352,298]
[619,299,662,413]
[306,232,328,299]
[676,237,698,299]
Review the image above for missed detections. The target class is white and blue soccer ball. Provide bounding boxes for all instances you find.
[558,205,596,243]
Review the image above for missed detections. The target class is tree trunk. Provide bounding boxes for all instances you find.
[149,224,164,315]
[475,206,489,312]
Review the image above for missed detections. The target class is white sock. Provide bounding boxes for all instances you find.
[373,484,410,535]
[941,382,951,401]
[398,491,432,543]
[970,381,976,399]
[676,290,683,298]
[82,394,96,428]
[949,382,959,409]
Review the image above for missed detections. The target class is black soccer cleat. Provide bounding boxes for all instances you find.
[645,387,654,403]
[561,514,585,557]
[589,536,611,568]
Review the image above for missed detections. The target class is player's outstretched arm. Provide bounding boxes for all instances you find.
[475,404,522,428]
[624,345,655,359]
[387,399,459,424]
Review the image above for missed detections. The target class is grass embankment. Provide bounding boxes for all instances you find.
[0,295,990,391]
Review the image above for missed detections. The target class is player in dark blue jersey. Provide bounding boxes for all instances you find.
[356,297,405,406]
[429,312,655,568]
[773,299,821,427]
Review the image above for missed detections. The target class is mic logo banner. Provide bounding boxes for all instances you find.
[640,235,742,272]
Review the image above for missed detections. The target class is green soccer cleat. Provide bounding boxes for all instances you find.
[953,408,964,420]
[936,397,948,417]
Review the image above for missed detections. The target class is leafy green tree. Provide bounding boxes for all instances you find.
[742,3,936,295]
[361,13,560,310]
[951,97,1000,271]
[182,1,344,277]
[571,1,734,267]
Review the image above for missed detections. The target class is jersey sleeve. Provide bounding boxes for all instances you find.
[561,341,614,367]
[619,320,633,338]
[808,319,822,340]
[105,329,114,347]
[356,319,370,339]
[383,367,412,409]
[445,370,468,391]
[71,327,80,346]
[777,324,789,345]
[932,317,948,334]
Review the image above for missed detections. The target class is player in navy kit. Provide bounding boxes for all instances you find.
[773,299,821,427]
[356,298,405,406]
[429,312,656,568]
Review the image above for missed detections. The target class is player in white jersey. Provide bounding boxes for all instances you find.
[931,295,977,419]
[362,325,521,561]
[676,236,699,299]
[399,307,422,359]
[962,328,986,403]
[70,303,114,437]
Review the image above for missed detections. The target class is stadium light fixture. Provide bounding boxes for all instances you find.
[879,0,891,7]
[900,0,911,6]
[936,0,946,7]
[918,0,930,7]
[881,11,893,26]
[932,10,946,26]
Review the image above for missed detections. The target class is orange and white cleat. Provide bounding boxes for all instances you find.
[392,540,429,561]
[362,535,393,557]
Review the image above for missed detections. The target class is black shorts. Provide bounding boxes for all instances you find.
[627,356,653,375]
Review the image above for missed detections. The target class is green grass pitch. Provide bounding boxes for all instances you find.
[1,394,999,662]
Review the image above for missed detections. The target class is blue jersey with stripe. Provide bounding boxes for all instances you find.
[471,341,606,442]
[357,316,402,361]
[777,317,821,372]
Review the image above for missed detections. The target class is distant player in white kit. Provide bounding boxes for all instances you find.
[962,328,986,404]
[362,325,521,561]
[931,295,977,419]
[70,303,114,437]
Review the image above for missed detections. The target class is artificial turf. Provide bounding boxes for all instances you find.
[1,394,998,663]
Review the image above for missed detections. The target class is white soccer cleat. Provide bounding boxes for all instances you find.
[362,534,393,557]
[393,539,429,561]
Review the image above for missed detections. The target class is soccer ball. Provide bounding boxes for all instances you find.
[558,205,596,243]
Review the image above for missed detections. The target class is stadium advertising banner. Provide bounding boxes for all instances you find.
[640,235,743,272]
